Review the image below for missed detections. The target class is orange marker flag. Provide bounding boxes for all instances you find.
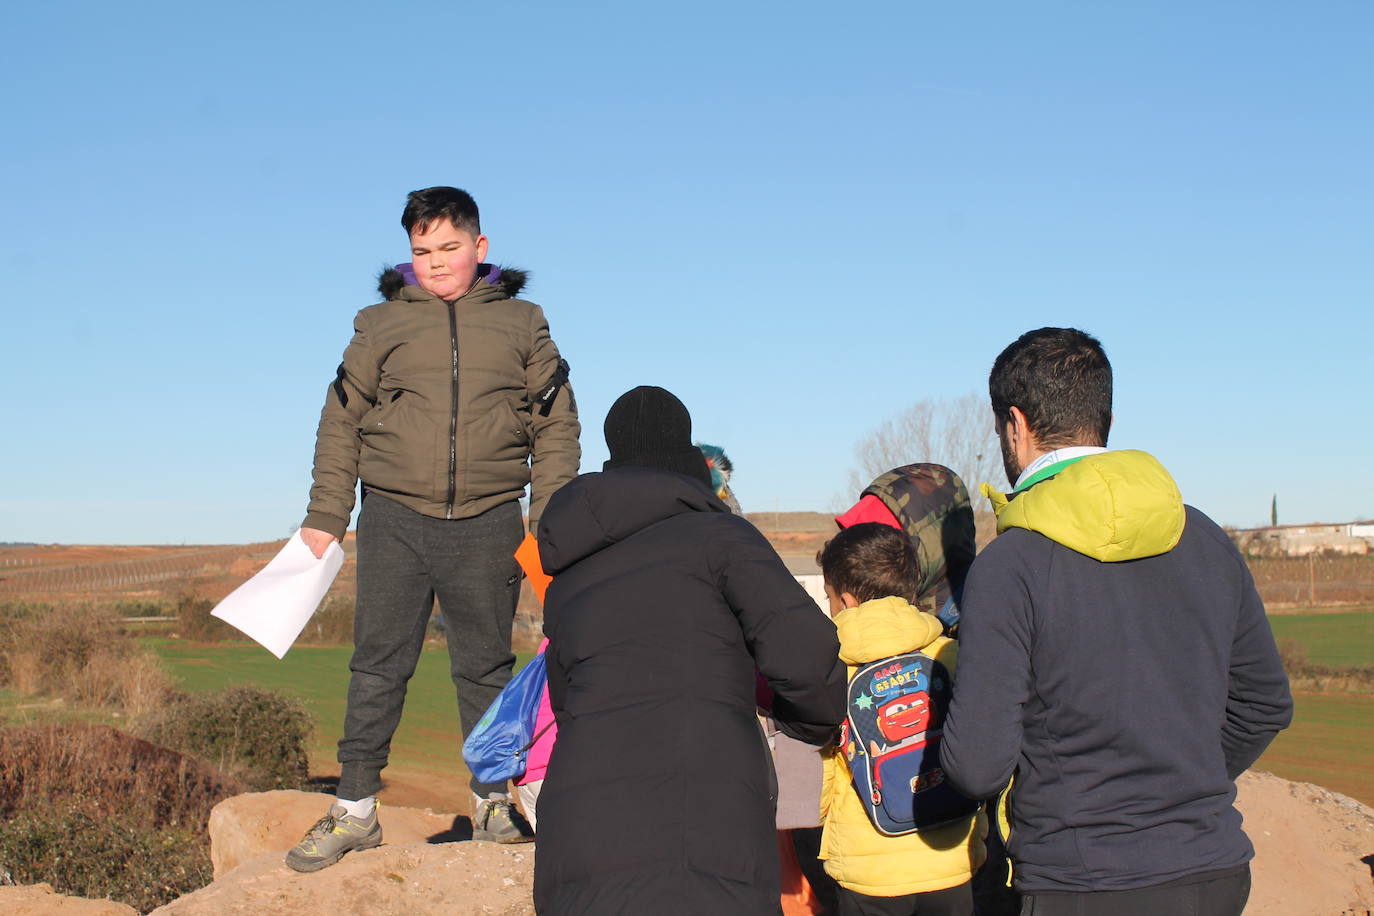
[515,532,552,605]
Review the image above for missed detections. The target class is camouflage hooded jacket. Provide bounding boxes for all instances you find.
[858,463,978,625]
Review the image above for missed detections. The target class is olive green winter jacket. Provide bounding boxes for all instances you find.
[302,266,580,539]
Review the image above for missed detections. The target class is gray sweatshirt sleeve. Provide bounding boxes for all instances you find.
[1220,551,1294,778]
[938,539,1033,799]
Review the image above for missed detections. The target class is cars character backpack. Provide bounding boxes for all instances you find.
[841,649,978,836]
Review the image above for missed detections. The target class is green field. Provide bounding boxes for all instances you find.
[1255,692,1374,805]
[1267,609,1374,668]
[0,606,1349,814]
[1241,608,1374,804]
[148,639,534,806]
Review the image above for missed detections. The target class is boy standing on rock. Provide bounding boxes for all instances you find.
[286,186,580,872]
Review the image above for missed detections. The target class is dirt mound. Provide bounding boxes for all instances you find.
[0,883,137,915]
[1242,769,1374,915]
[179,772,1374,915]
[152,841,535,915]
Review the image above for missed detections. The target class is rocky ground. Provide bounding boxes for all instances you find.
[3,770,1371,915]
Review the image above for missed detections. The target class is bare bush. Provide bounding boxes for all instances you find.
[1283,661,1374,695]
[298,592,354,644]
[1276,638,1308,668]
[0,603,173,713]
[2,603,128,695]
[72,651,175,716]
[0,808,209,912]
[6,650,43,696]
[0,723,241,910]
[0,723,243,829]
[175,591,238,642]
[141,685,313,790]
[846,393,1002,543]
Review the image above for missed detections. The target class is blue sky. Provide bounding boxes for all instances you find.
[3,1,1370,544]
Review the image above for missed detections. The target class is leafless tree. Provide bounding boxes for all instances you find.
[844,393,1004,543]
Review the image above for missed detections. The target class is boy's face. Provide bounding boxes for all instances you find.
[409,219,489,300]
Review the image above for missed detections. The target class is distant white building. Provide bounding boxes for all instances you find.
[1233,522,1374,557]
[780,554,828,613]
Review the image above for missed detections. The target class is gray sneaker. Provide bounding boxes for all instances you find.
[284,804,383,872]
[472,793,535,843]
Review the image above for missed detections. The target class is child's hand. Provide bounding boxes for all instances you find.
[299,527,339,559]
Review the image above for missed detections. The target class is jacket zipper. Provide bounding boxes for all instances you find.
[447,301,459,517]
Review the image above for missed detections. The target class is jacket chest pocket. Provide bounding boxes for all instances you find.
[357,398,444,498]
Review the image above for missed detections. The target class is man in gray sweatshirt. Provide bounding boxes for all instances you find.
[940,327,1292,916]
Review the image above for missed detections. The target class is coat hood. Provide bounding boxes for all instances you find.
[980,450,1185,562]
[375,262,529,301]
[537,467,728,574]
[856,464,976,613]
[833,596,945,667]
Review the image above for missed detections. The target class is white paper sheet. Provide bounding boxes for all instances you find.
[210,531,345,659]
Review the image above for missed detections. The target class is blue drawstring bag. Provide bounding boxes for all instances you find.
[462,651,550,785]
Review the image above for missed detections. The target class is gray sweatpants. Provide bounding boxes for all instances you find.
[337,492,523,801]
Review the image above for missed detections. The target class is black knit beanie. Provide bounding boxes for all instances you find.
[602,386,712,487]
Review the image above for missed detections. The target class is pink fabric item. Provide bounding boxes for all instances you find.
[834,494,902,530]
[516,638,558,785]
[756,671,775,712]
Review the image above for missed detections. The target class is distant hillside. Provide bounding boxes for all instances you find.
[745,511,836,532]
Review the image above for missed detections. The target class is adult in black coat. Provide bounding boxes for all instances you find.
[533,387,847,916]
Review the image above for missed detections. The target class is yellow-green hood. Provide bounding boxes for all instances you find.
[833,596,945,666]
[980,450,1184,562]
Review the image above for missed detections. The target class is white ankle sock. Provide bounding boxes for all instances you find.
[336,795,376,818]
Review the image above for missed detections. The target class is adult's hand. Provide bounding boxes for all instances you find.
[299,527,339,559]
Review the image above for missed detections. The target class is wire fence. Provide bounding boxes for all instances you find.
[1246,555,1374,607]
[0,546,272,597]
[1,543,1370,608]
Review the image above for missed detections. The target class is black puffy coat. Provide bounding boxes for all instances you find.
[533,468,846,915]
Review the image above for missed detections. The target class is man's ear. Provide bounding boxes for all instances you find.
[1008,406,1029,444]
[1008,406,1041,454]
[475,234,490,262]
[840,592,861,610]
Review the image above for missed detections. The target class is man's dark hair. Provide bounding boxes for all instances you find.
[401,186,481,237]
[819,523,921,605]
[989,327,1112,448]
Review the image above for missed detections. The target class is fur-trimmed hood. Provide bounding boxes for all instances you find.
[375,262,530,301]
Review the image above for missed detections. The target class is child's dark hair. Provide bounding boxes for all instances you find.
[819,523,921,605]
[401,186,481,237]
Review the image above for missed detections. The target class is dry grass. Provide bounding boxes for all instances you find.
[1277,637,1374,695]
[0,602,175,712]
[0,723,244,825]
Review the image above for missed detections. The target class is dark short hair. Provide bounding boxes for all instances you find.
[401,186,481,237]
[819,523,921,605]
[989,327,1112,448]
